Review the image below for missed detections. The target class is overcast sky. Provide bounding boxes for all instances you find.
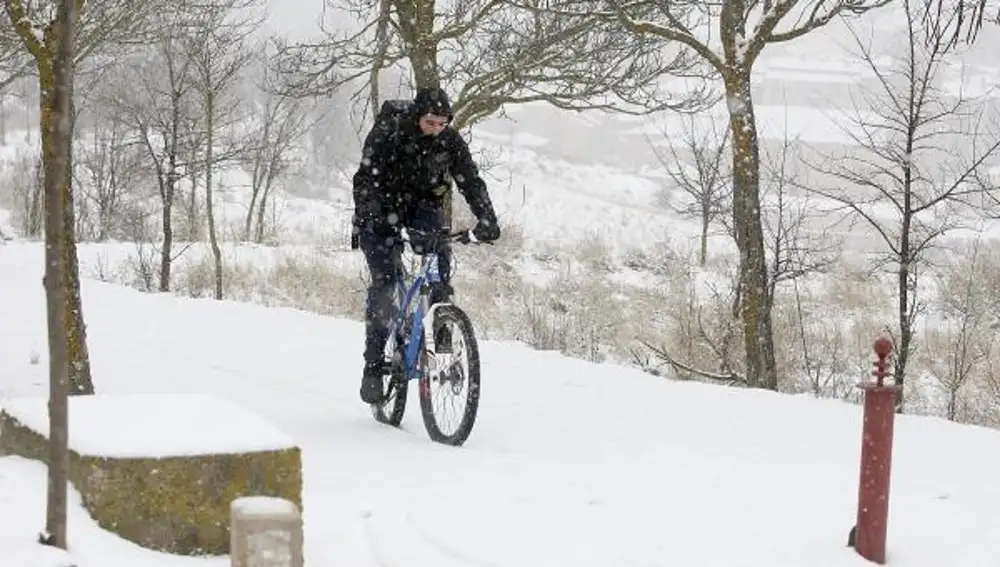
[264,0,326,39]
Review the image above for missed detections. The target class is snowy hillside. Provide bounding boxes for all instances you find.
[3,242,1000,567]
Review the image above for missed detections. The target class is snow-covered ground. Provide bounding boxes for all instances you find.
[3,3,1000,564]
[3,242,1000,567]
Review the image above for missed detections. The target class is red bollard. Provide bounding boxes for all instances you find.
[848,337,902,564]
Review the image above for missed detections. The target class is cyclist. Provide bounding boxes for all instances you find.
[351,87,501,404]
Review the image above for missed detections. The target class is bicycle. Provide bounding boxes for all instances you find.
[370,227,489,446]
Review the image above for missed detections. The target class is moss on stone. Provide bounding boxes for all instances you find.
[0,409,302,556]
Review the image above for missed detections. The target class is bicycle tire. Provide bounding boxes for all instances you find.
[371,360,408,426]
[372,324,409,426]
[418,305,481,446]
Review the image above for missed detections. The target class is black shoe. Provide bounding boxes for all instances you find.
[360,366,385,404]
[435,325,453,354]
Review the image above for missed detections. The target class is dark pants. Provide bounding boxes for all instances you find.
[358,203,453,371]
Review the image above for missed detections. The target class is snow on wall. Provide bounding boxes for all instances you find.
[0,393,297,458]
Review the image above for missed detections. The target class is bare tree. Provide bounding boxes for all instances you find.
[0,17,32,91]
[277,0,706,125]
[756,125,843,394]
[179,131,205,241]
[74,104,146,241]
[5,149,43,237]
[761,127,840,299]
[185,0,262,299]
[644,117,839,390]
[3,0,162,80]
[650,113,731,267]
[241,47,315,243]
[37,0,77,550]
[804,0,1000,411]
[2,0,123,395]
[114,23,202,292]
[788,275,854,399]
[922,233,995,422]
[571,0,890,390]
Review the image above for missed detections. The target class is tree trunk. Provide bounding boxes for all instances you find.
[395,0,453,225]
[244,147,262,241]
[723,66,777,391]
[205,91,223,299]
[254,170,276,244]
[947,386,957,421]
[187,155,200,241]
[244,182,258,241]
[37,48,93,398]
[41,0,81,549]
[893,134,916,413]
[395,0,439,91]
[41,68,71,551]
[159,180,174,291]
[254,150,284,243]
[41,229,70,550]
[700,210,709,267]
[28,163,43,237]
[369,0,393,117]
[159,97,183,292]
[158,155,176,293]
[896,250,911,413]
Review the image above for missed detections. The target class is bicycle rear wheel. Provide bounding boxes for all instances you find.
[419,305,481,446]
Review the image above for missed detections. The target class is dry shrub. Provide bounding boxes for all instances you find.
[170,248,364,321]
[515,272,627,362]
[66,209,1000,431]
[0,148,42,238]
[911,238,1000,427]
[577,231,614,274]
[770,277,883,402]
[628,238,896,403]
[175,253,258,300]
[264,254,365,319]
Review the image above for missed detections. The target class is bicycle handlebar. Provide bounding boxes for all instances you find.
[403,227,494,246]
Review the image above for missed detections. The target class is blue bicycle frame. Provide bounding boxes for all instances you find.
[388,244,444,381]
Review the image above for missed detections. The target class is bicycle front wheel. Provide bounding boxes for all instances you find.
[419,305,481,446]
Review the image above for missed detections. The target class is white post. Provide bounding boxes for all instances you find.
[230,496,304,567]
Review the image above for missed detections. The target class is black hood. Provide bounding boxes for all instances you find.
[413,87,453,121]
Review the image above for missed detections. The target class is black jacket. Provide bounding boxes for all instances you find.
[352,99,496,230]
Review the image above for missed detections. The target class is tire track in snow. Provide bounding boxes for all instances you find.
[405,509,500,567]
[361,507,495,567]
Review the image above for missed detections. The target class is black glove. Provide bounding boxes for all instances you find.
[472,217,500,242]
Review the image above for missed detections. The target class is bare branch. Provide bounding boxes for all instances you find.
[765,0,893,46]
[639,338,747,386]
[802,0,1000,407]
[648,112,732,266]
[918,0,995,49]
[274,0,716,129]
